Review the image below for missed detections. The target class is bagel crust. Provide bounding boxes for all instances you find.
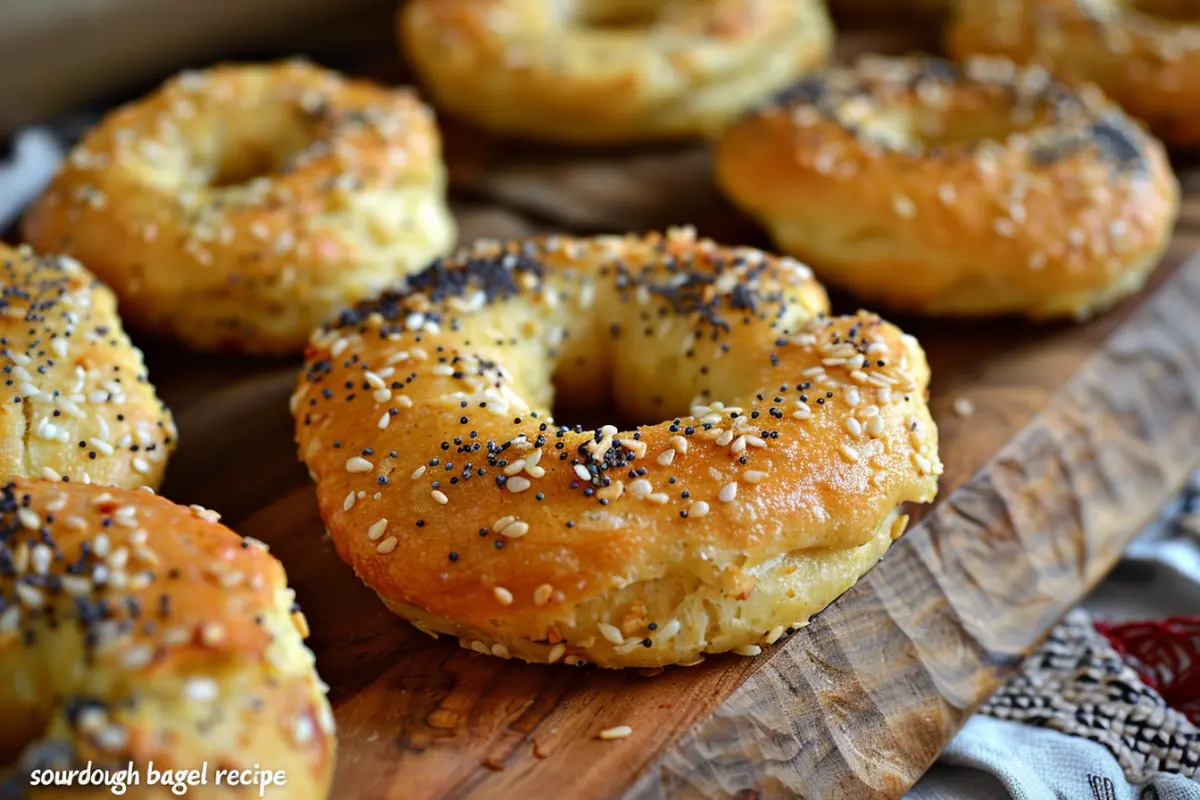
[948,0,1200,147]
[0,243,175,491]
[0,479,333,798]
[23,60,456,355]
[292,229,940,668]
[715,55,1179,320]
[398,0,834,144]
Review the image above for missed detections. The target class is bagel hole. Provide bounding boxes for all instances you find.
[550,396,651,432]
[208,123,319,188]
[897,104,1043,149]
[210,145,298,188]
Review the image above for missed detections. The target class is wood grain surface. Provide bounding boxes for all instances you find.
[14,21,1200,800]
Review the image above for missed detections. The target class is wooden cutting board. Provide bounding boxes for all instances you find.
[24,23,1200,800]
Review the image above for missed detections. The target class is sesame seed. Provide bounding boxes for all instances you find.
[501,521,529,538]
[15,583,43,609]
[598,622,625,645]
[367,519,389,541]
[733,644,762,657]
[376,536,398,554]
[190,505,221,523]
[293,716,315,746]
[718,482,738,503]
[953,396,975,417]
[743,470,767,484]
[346,457,374,473]
[840,443,860,463]
[867,416,885,437]
[411,465,427,480]
[598,726,633,740]
[573,464,591,481]
[534,584,554,605]
[30,544,51,575]
[657,448,676,466]
[690,500,710,517]
[547,643,566,663]
[506,476,532,493]
[431,489,449,505]
[184,677,219,702]
[16,508,39,530]
[494,586,514,605]
[201,622,225,646]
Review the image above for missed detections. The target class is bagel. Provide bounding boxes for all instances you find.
[397,0,835,144]
[22,60,456,355]
[0,243,175,491]
[947,0,1200,147]
[0,478,333,798]
[291,228,940,669]
[715,55,1179,320]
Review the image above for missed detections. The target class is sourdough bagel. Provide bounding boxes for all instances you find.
[22,60,456,355]
[292,228,940,669]
[715,55,1179,320]
[947,0,1200,146]
[0,478,333,799]
[0,243,175,491]
[398,0,835,144]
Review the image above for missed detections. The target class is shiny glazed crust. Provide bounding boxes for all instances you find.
[292,229,940,668]
[947,0,1200,146]
[715,55,1180,320]
[0,479,334,799]
[22,60,456,355]
[398,0,834,144]
[0,243,175,490]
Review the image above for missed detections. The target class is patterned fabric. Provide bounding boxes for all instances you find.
[982,611,1200,784]
[1098,617,1200,726]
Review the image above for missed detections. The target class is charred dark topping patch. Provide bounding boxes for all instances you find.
[1089,116,1147,172]
[755,55,1148,174]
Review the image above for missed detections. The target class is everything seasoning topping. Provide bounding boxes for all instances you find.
[0,479,330,771]
[25,59,449,352]
[761,54,1149,175]
[0,245,175,486]
[296,229,940,666]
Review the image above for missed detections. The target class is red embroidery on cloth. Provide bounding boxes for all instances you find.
[1096,616,1200,724]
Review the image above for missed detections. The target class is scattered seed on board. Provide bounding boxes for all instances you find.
[598,725,633,740]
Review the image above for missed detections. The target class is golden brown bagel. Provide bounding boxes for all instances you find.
[715,55,1179,320]
[292,228,940,669]
[23,60,456,355]
[0,243,175,491]
[0,478,333,799]
[398,0,835,144]
[948,0,1200,147]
